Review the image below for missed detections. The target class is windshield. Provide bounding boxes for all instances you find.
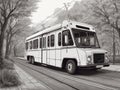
[72,28,100,48]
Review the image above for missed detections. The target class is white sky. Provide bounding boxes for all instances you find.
[30,0,82,27]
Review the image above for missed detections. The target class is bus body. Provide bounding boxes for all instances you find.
[25,20,109,74]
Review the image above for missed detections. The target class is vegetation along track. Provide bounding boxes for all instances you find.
[15,60,80,90]
[15,58,118,90]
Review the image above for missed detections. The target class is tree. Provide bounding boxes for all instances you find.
[54,1,93,24]
[0,0,38,59]
[5,17,31,58]
[11,17,32,57]
[91,0,120,40]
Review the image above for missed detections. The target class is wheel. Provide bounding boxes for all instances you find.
[96,68,101,70]
[66,60,77,74]
[31,57,35,64]
[28,57,32,64]
[91,68,101,71]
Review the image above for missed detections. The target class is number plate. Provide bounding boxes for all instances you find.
[96,65,103,68]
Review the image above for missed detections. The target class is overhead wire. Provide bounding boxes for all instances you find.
[38,0,76,28]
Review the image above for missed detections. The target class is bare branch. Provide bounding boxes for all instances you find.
[7,0,21,18]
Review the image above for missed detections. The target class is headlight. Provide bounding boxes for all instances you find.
[87,55,92,64]
[105,52,109,63]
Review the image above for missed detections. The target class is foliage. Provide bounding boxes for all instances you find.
[0,0,39,58]
[0,68,20,88]
[108,55,120,63]
[0,0,38,88]
[53,0,120,56]
[0,58,20,88]
[91,0,120,39]
[0,57,14,70]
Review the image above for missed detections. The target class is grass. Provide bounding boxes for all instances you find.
[0,58,21,88]
[108,55,120,64]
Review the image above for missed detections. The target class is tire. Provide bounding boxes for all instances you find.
[31,57,35,65]
[28,57,32,64]
[66,60,77,74]
[91,68,101,71]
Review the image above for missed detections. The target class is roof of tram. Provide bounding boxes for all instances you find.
[26,20,95,40]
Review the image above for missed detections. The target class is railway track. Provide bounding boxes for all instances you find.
[15,60,80,90]
[14,58,119,90]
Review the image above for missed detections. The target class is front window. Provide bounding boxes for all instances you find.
[62,30,73,46]
[51,35,55,47]
[72,28,100,48]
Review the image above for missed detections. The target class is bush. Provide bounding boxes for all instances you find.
[0,68,21,88]
[0,58,14,70]
[3,59,14,70]
[0,57,4,69]
[108,55,120,63]
[0,58,21,88]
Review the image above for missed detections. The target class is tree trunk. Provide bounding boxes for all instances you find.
[0,18,9,59]
[13,45,17,57]
[5,35,11,59]
[0,33,5,58]
[119,32,120,42]
[5,43,10,59]
[0,32,5,68]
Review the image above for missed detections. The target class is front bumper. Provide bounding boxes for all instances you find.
[78,63,110,69]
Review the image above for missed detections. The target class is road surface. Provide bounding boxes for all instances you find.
[13,57,120,90]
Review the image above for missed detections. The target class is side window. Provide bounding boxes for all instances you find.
[58,33,61,46]
[51,35,54,47]
[48,36,50,47]
[40,38,42,48]
[30,41,32,49]
[42,38,44,48]
[43,37,46,48]
[33,39,38,49]
[62,30,73,46]
[44,37,46,48]
[25,42,28,50]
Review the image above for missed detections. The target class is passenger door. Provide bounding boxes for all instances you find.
[55,31,62,67]
[61,30,74,59]
[42,35,47,64]
[49,32,56,66]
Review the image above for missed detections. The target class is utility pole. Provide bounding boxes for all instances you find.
[113,26,116,64]
[64,3,70,21]
[41,24,46,29]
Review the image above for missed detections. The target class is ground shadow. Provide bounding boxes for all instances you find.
[26,62,110,76]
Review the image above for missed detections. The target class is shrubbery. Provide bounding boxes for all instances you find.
[0,58,14,70]
[108,55,120,63]
[0,57,21,88]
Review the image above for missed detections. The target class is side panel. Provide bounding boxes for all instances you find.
[42,35,47,64]
[49,32,56,66]
[77,49,87,66]
[46,34,50,64]
[38,37,42,63]
[61,29,80,66]
[61,48,80,66]
[55,31,62,67]
[38,50,42,63]
[26,50,41,62]
[26,37,42,63]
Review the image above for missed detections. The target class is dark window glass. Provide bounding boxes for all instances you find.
[42,38,44,48]
[58,33,61,46]
[25,42,28,50]
[30,41,32,49]
[44,37,46,48]
[48,36,50,47]
[62,30,73,46]
[51,35,54,47]
[33,39,38,49]
[40,38,42,48]
[72,28,100,48]
[42,37,46,48]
